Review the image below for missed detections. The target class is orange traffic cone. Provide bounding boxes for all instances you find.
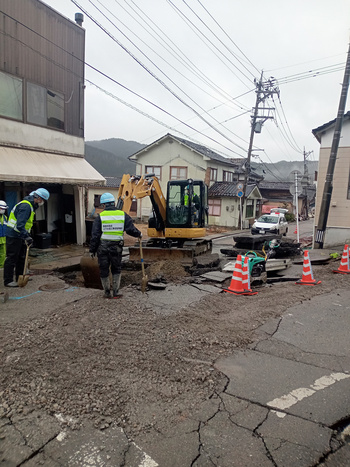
[296,250,321,286]
[242,255,258,295]
[223,255,256,295]
[333,244,350,274]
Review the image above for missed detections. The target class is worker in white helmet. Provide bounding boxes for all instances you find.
[4,188,50,287]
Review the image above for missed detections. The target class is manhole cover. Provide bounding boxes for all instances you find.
[39,283,69,291]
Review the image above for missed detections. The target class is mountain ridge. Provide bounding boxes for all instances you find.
[85,138,318,182]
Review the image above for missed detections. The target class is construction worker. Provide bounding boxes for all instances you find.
[89,192,142,298]
[0,200,8,268]
[3,188,50,287]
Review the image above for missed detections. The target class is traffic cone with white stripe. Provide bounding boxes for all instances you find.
[223,255,256,295]
[333,244,350,274]
[242,255,258,295]
[296,250,321,285]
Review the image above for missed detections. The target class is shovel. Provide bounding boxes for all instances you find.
[18,243,30,288]
[139,237,148,293]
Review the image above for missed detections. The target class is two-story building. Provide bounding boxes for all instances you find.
[0,0,105,246]
[312,111,350,247]
[128,133,263,228]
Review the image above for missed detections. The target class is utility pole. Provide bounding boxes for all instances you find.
[303,148,313,219]
[242,73,279,225]
[314,42,350,249]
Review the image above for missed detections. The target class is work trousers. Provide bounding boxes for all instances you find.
[3,237,26,285]
[97,240,123,278]
[0,240,6,268]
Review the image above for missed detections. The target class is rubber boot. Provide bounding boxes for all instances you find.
[101,277,111,298]
[112,273,122,298]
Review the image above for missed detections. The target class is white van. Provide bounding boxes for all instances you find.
[270,208,288,216]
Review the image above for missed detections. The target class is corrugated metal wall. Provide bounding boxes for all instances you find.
[0,0,85,137]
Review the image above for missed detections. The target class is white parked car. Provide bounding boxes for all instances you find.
[251,214,288,236]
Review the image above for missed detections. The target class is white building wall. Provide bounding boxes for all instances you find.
[314,120,350,247]
[209,198,240,228]
[0,119,85,155]
[134,141,207,218]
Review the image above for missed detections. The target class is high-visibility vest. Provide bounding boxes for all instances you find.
[7,200,34,234]
[0,214,7,237]
[100,209,125,241]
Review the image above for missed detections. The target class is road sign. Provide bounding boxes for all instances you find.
[237,191,244,198]
[237,183,243,190]
[289,185,303,196]
[289,170,302,182]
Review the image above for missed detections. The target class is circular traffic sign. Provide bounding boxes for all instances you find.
[237,191,244,198]
[289,170,302,182]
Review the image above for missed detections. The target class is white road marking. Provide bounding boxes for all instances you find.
[267,372,350,418]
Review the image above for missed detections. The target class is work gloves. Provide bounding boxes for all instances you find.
[139,233,143,238]
[25,236,33,246]
[89,252,96,259]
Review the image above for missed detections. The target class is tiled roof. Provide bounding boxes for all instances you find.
[104,176,122,188]
[258,181,291,190]
[130,133,245,168]
[208,182,256,198]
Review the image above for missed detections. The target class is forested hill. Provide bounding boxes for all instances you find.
[85,137,318,181]
[85,138,145,177]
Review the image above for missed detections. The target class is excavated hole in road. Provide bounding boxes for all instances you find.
[53,259,194,291]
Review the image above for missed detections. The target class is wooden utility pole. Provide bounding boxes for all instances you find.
[241,73,279,225]
[314,42,350,249]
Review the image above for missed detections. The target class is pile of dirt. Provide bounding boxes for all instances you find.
[146,259,189,282]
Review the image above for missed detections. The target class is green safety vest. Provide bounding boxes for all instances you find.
[7,200,34,234]
[100,209,125,241]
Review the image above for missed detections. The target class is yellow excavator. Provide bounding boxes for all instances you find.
[116,173,212,262]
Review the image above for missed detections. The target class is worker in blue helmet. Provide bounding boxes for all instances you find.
[3,188,50,287]
[89,192,142,298]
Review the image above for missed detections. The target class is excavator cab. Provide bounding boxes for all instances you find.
[166,179,207,229]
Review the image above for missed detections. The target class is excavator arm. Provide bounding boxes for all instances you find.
[116,173,167,231]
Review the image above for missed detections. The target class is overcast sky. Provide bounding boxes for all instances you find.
[43,0,350,164]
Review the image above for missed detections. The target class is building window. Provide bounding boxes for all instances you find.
[170,166,187,180]
[223,171,234,182]
[246,199,254,218]
[94,194,102,207]
[145,166,161,179]
[209,199,221,216]
[0,71,23,120]
[27,82,64,130]
[210,168,217,182]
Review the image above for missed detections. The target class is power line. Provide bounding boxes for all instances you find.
[196,0,261,76]
[166,0,254,88]
[72,0,252,150]
[118,0,251,113]
[181,0,257,79]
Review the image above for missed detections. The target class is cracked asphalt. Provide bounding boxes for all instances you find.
[1,229,350,466]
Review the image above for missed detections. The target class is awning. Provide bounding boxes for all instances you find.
[0,147,106,186]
